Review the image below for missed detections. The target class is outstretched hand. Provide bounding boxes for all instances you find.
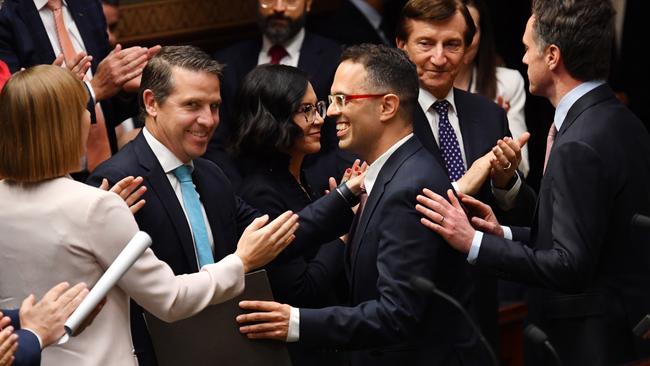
[235,212,299,273]
[237,300,291,341]
[99,176,147,214]
[415,189,474,253]
[490,132,530,188]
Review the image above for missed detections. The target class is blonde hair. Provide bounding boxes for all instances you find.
[0,65,88,182]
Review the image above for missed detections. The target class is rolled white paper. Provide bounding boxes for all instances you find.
[57,231,152,344]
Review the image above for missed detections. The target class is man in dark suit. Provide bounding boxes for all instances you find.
[88,45,357,366]
[416,0,650,364]
[395,0,537,350]
[208,0,348,193]
[237,44,484,366]
[0,0,155,168]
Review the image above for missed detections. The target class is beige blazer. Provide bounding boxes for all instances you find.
[0,177,244,365]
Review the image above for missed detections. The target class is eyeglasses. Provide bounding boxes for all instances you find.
[327,93,386,111]
[259,0,301,10]
[296,101,326,125]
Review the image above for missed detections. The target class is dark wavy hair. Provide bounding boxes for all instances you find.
[230,64,309,158]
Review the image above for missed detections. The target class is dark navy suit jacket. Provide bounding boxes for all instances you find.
[4,309,40,366]
[477,84,650,365]
[413,88,537,350]
[0,0,135,153]
[299,136,482,366]
[88,131,354,365]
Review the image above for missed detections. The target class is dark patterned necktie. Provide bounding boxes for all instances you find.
[432,100,466,181]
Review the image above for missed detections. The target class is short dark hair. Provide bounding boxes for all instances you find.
[397,0,476,49]
[138,46,223,118]
[532,0,614,81]
[340,43,419,120]
[230,64,309,158]
[102,0,119,6]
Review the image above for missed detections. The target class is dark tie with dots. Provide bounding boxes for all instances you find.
[432,100,466,181]
[268,44,288,65]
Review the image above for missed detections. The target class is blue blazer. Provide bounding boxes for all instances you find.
[0,0,135,153]
[88,131,354,365]
[299,136,482,366]
[3,309,40,366]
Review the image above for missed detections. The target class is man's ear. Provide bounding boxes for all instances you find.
[396,38,406,51]
[546,44,560,71]
[142,89,157,118]
[379,94,400,122]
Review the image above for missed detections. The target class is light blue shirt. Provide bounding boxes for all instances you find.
[467,80,605,264]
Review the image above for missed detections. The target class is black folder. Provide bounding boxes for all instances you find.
[145,269,292,366]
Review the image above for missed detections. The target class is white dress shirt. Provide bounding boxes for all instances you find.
[257,28,305,67]
[286,133,414,342]
[143,127,215,268]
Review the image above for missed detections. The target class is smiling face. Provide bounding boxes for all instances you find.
[397,12,468,99]
[289,82,323,157]
[328,61,383,161]
[144,67,221,163]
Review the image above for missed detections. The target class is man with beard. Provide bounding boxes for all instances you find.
[208,0,350,194]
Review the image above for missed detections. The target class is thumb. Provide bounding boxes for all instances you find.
[20,294,36,314]
[518,132,531,148]
[99,178,109,191]
[244,214,269,233]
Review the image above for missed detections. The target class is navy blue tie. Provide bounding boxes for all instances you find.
[432,100,466,181]
[173,165,214,267]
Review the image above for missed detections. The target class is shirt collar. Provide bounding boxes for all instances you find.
[349,0,382,30]
[364,133,413,195]
[261,28,305,61]
[553,80,604,131]
[417,87,456,115]
[143,127,194,174]
[34,0,67,10]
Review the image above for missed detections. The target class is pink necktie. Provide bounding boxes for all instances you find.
[543,123,557,174]
[47,0,111,171]
[268,45,288,65]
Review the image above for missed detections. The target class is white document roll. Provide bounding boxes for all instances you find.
[58,231,152,344]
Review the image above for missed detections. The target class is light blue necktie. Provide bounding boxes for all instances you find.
[173,165,214,267]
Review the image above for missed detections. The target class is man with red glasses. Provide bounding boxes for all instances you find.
[396,0,537,350]
[237,43,485,366]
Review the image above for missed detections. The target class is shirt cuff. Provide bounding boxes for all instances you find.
[502,226,513,240]
[467,231,483,264]
[21,327,43,349]
[451,181,459,192]
[83,80,96,104]
[286,307,300,342]
[491,172,522,210]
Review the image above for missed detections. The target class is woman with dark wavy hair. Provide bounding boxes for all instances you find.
[232,64,350,366]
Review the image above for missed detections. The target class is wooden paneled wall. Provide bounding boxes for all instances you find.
[117,0,340,53]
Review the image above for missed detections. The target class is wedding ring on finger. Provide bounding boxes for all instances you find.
[439,216,445,225]
[503,161,512,171]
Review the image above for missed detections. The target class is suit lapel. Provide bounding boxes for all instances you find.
[454,88,482,164]
[348,136,421,283]
[67,0,103,72]
[18,0,56,63]
[134,134,198,268]
[413,104,445,167]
